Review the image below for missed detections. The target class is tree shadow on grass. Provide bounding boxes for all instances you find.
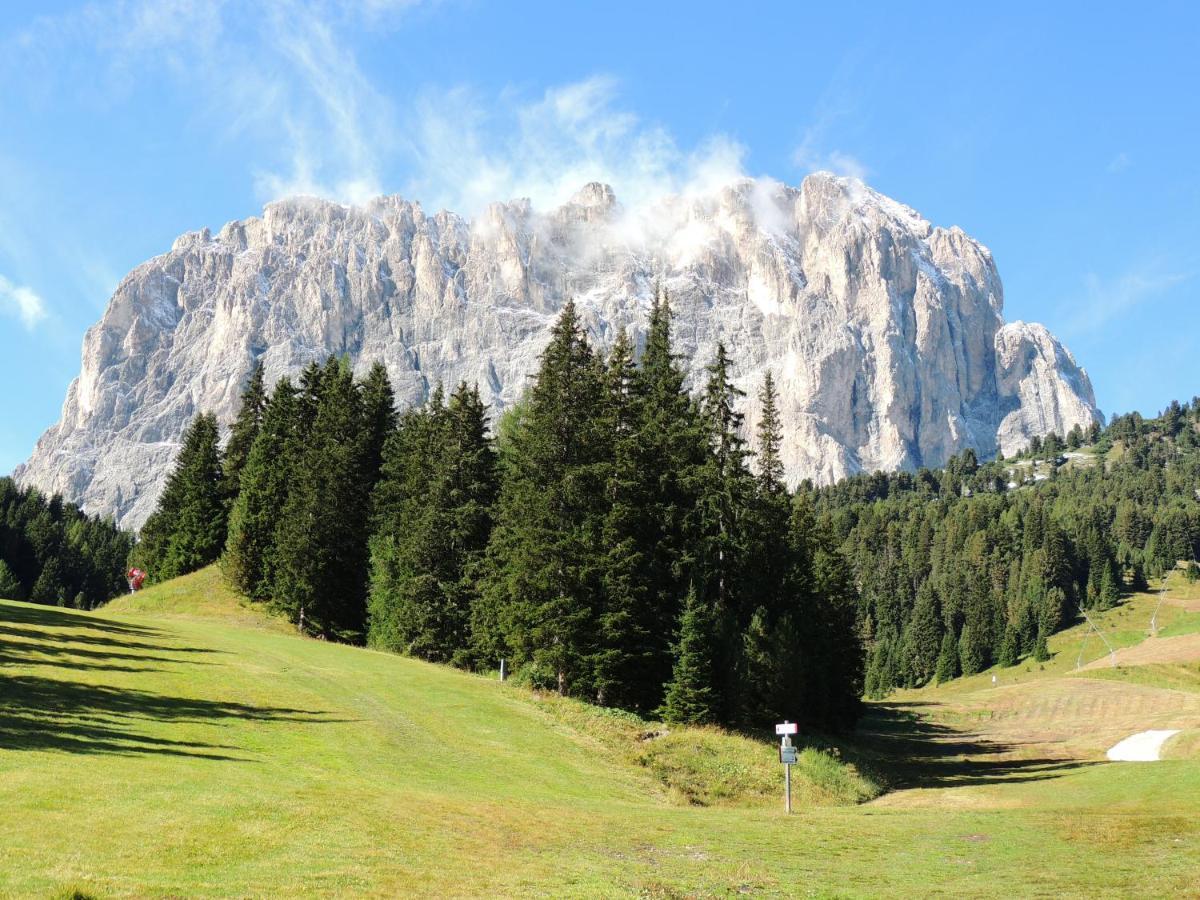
[0,601,218,659]
[859,702,1100,789]
[0,624,218,654]
[0,601,342,760]
[1,604,222,676]
[0,600,164,636]
[0,674,343,760]
[0,639,216,671]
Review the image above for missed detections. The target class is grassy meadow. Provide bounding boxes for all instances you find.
[1,568,1199,897]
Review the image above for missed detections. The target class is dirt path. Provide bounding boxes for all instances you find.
[1106,729,1181,761]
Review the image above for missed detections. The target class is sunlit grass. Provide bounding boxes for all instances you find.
[2,567,1199,896]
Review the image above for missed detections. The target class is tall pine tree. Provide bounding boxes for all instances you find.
[593,330,658,709]
[273,358,373,639]
[136,413,226,582]
[368,382,496,663]
[224,378,298,600]
[221,362,267,503]
[690,342,754,719]
[660,583,719,724]
[481,301,609,695]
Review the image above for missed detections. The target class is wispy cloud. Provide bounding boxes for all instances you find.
[789,53,871,184]
[404,75,747,214]
[793,139,870,182]
[7,0,404,206]
[0,275,48,330]
[8,4,752,213]
[1107,152,1132,174]
[249,3,396,203]
[6,1,814,220]
[1065,263,1190,334]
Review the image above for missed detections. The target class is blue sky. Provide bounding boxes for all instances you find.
[1,1,1197,473]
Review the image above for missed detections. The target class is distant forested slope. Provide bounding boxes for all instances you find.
[0,478,133,608]
[811,403,1200,696]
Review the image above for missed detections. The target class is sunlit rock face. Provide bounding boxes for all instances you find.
[15,173,1100,529]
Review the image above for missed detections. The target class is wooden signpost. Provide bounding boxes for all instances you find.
[776,721,798,814]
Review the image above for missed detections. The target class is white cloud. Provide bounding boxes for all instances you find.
[8,0,399,206]
[249,3,394,203]
[5,2,767,218]
[0,275,48,330]
[793,129,870,182]
[1066,264,1189,334]
[790,60,871,185]
[404,75,748,215]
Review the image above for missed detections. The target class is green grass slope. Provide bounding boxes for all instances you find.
[2,568,1199,897]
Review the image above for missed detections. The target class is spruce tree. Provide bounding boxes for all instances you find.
[368,382,496,663]
[935,630,960,682]
[593,330,658,709]
[1033,629,1052,662]
[274,358,372,639]
[755,371,785,490]
[222,362,267,503]
[481,301,609,694]
[629,289,709,695]
[997,624,1020,667]
[30,557,66,605]
[793,495,864,731]
[865,637,898,698]
[0,559,21,599]
[745,606,808,725]
[958,623,987,676]
[440,382,498,662]
[1099,566,1121,609]
[369,400,443,654]
[360,361,397,487]
[692,341,754,718]
[137,413,226,582]
[468,399,529,666]
[224,378,298,600]
[661,584,719,725]
[735,370,797,724]
[903,581,942,685]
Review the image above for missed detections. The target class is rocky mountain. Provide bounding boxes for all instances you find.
[15,173,1100,530]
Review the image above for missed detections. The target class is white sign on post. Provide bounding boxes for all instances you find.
[776,721,797,814]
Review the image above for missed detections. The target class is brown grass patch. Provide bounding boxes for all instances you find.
[1081,633,1200,668]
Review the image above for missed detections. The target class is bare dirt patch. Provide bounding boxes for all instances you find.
[1163,594,1200,613]
[865,673,1200,810]
[1081,633,1200,669]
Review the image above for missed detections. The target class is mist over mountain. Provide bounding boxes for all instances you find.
[15,172,1099,529]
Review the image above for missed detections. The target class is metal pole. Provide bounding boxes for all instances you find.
[1078,605,1117,667]
[785,760,792,814]
[1150,574,1169,637]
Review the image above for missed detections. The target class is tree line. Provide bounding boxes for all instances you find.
[0,479,132,608]
[133,294,863,732]
[811,402,1200,696]
[129,294,1200,714]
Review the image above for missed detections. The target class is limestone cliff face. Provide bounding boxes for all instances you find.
[15,173,1100,529]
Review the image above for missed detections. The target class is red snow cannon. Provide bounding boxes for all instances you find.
[127,568,147,592]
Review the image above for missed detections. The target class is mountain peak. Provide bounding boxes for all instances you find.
[15,176,1100,529]
[568,181,617,210]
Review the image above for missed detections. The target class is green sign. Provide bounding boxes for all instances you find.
[780,746,798,765]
